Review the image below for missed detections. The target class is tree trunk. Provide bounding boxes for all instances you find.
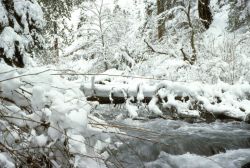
[198,0,213,29]
[186,2,197,65]
[101,34,108,70]
[157,0,166,40]
[53,21,59,63]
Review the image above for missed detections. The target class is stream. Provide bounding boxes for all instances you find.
[93,107,250,168]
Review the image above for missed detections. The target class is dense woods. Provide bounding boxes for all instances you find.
[0,0,250,167]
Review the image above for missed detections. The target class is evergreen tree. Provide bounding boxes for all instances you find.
[0,0,44,67]
[37,0,82,63]
[228,0,250,31]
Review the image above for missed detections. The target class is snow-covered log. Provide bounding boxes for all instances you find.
[87,96,152,104]
[81,81,250,122]
[81,82,155,104]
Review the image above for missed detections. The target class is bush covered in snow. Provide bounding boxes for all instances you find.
[0,65,113,167]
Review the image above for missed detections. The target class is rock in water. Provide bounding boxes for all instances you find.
[245,114,250,124]
[242,162,250,168]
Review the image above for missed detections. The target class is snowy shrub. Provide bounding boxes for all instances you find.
[0,65,111,167]
[198,31,250,84]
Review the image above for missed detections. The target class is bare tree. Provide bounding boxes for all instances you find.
[178,1,197,65]
[74,0,119,70]
[95,0,109,70]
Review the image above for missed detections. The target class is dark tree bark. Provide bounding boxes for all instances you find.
[87,96,152,104]
[198,0,213,29]
[157,0,166,40]
[187,3,197,65]
[53,21,59,63]
[180,2,197,65]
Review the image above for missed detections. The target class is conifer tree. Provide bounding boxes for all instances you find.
[0,0,44,67]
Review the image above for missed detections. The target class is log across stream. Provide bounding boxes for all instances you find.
[81,81,250,123]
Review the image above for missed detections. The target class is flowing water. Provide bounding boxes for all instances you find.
[94,107,250,168]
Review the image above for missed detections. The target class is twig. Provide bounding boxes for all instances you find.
[144,39,169,55]
[0,69,52,83]
[115,135,145,168]
[89,121,160,135]
[51,72,189,82]
[0,69,17,75]
[102,131,169,147]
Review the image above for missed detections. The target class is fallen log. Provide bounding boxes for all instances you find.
[81,82,157,104]
[83,82,188,105]
[81,81,250,122]
[87,96,152,104]
[86,96,187,104]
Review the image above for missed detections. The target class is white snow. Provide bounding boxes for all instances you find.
[34,134,48,147]
[0,2,8,26]
[68,134,87,154]
[14,0,44,29]
[126,97,139,118]
[0,27,23,59]
[146,149,250,168]
[0,153,15,168]
[0,66,100,167]
[149,96,163,115]
[82,80,250,120]
[137,83,145,101]
[1,0,250,167]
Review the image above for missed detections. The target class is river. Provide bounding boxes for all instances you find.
[92,107,250,168]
